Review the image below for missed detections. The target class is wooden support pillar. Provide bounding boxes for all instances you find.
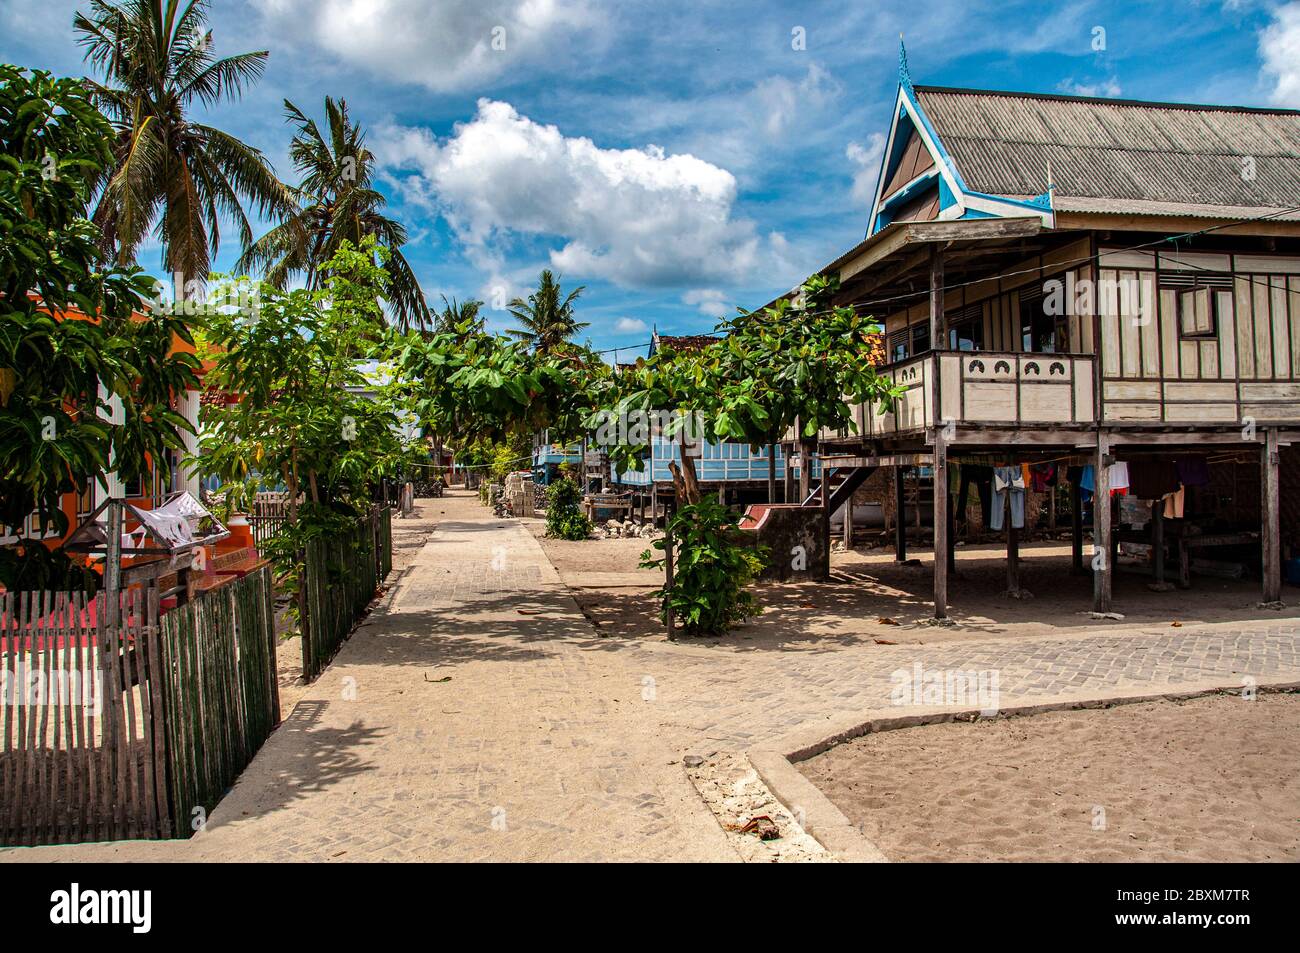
[798,436,812,504]
[663,519,675,640]
[894,464,908,562]
[1093,433,1113,613]
[955,468,971,537]
[1071,477,1084,575]
[1262,428,1281,604]
[768,443,777,505]
[783,443,795,504]
[1149,499,1171,591]
[1005,456,1020,595]
[947,481,957,575]
[933,436,949,620]
[1007,520,1020,593]
[843,490,854,548]
[928,244,946,349]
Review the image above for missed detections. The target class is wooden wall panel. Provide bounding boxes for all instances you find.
[1139,272,1160,377]
[1271,277,1291,378]
[1100,268,1121,376]
[1235,276,1256,378]
[1216,289,1237,378]
[1290,277,1300,375]
[1253,278,1273,380]
[1164,403,1238,423]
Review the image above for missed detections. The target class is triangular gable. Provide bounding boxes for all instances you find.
[880,127,935,201]
[867,80,1054,237]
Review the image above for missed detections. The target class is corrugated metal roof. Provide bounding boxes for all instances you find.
[915,86,1300,215]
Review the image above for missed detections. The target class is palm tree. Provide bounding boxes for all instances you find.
[236,96,430,330]
[507,270,587,354]
[75,0,293,281]
[434,294,485,338]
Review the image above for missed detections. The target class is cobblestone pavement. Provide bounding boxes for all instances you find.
[5,490,1297,862]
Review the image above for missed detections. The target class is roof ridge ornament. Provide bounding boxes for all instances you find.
[898,34,914,95]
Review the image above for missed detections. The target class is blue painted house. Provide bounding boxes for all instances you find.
[531,430,582,486]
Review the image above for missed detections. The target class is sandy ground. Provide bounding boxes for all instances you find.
[798,691,1300,862]
[273,498,445,715]
[527,520,1300,649]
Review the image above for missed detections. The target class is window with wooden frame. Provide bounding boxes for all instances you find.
[911,322,931,356]
[1163,273,1232,340]
[889,331,909,363]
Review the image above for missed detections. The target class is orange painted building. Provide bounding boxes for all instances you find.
[1,302,205,550]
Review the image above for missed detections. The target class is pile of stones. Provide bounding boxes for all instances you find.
[600,519,658,539]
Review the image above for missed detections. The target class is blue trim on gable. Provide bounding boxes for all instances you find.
[938,176,957,211]
[963,189,1055,214]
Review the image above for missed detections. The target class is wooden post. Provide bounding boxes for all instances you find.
[798,435,812,503]
[104,499,122,630]
[947,483,957,574]
[933,435,949,620]
[956,468,971,537]
[663,516,675,639]
[894,465,908,562]
[929,244,946,349]
[1150,499,1168,590]
[1262,428,1281,604]
[1093,433,1113,613]
[1006,456,1020,595]
[1071,477,1084,574]
[768,442,777,504]
[1007,517,1020,594]
[843,488,854,548]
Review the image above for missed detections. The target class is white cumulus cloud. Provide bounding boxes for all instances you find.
[251,0,593,91]
[614,317,648,334]
[682,288,730,317]
[1261,2,1300,106]
[846,133,886,207]
[377,99,778,288]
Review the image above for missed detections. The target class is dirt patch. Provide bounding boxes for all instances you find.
[798,691,1300,862]
[527,519,1300,650]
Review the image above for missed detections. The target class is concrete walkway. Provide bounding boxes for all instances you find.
[4,490,1298,862]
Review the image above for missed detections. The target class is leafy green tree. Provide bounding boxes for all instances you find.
[237,96,430,331]
[640,495,767,636]
[75,0,293,279]
[507,269,587,354]
[396,327,610,454]
[712,273,898,500]
[603,274,897,504]
[0,64,199,588]
[196,237,408,549]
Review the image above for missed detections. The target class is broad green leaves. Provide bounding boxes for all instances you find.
[0,64,199,539]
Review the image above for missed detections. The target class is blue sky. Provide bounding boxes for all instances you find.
[3,0,1298,358]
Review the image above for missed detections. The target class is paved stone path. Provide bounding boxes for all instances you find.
[4,491,1298,862]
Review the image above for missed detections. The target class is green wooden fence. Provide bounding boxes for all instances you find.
[158,564,280,835]
[300,506,393,681]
